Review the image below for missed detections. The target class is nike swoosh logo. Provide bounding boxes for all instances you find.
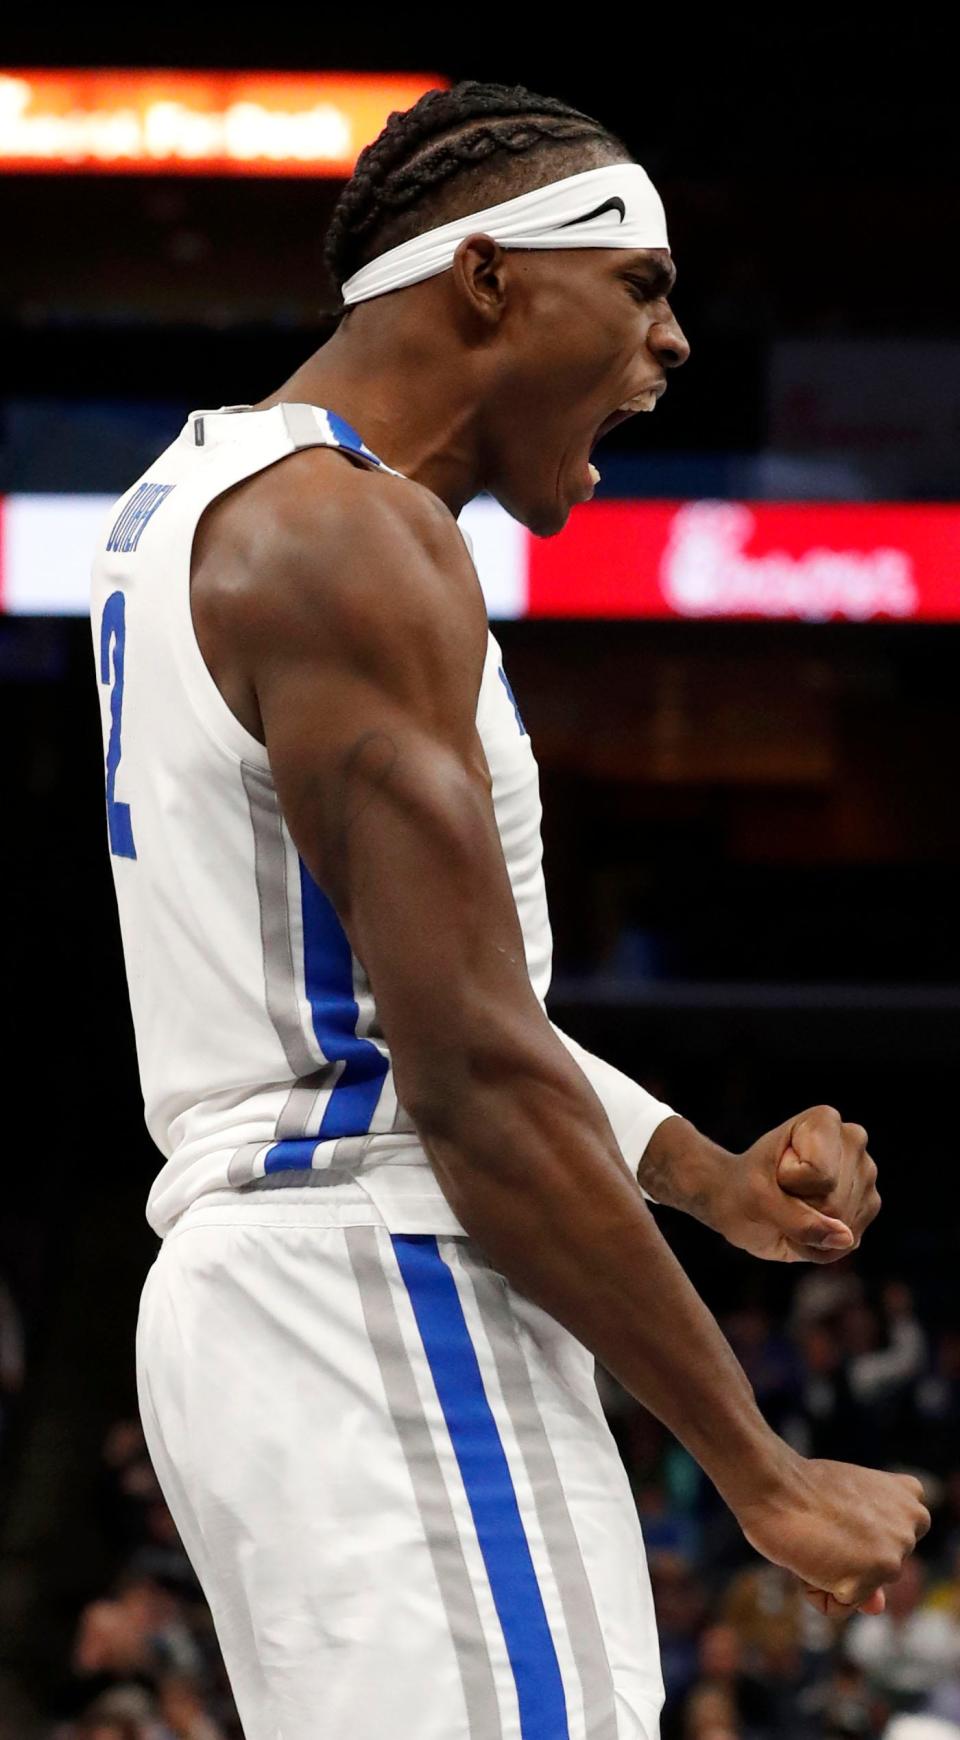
[559,196,626,229]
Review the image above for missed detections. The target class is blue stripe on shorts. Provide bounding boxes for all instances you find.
[392,1234,569,1740]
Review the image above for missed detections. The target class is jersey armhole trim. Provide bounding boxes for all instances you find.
[176,435,393,769]
[171,423,410,771]
[173,473,274,770]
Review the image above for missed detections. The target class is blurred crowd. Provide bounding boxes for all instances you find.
[599,1269,960,1740]
[8,1264,960,1738]
[37,1412,236,1739]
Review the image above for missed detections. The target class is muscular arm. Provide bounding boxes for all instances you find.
[225,453,926,1604]
[233,458,773,1506]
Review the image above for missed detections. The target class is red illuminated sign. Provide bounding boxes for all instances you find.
[0,71,447,176]
[528,501,960,621]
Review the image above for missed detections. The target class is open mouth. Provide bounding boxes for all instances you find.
[591,406,635,448]
[580,386,667,496]
[590,386,666,454]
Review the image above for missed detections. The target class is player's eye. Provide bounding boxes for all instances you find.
[626,275,674,307]
[626,278,655,304]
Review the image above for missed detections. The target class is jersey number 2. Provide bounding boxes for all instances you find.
[100,590,137,860]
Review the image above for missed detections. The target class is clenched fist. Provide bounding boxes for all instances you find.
[637,1107,881,1264]
[716,1105,881,1264]
[734,1452,930,1617]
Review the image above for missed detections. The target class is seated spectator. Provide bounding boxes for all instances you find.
[682,1621,780,1738]
[156,1674,227,1739]
[795,1657,877,1740]
[70,1682,156,1737]
[720,1562,806,1674]
[843,1286,927,1445]
[70,1567,205,1688]
[683,1681,742,1740]
[787,1280,926,1467]
[844,1559,960,1710]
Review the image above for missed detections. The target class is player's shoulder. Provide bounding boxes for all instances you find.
[262,443,460,561]
[201,444,483,655]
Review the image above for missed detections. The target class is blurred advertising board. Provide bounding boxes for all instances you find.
[0,71,446,176]
[3,493,959,622]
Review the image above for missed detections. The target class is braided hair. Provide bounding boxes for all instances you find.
[323,80,630,307]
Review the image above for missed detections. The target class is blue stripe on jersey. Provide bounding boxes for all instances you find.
[325,408,383,467]
[263,1137,316,1173]
[497,665,527,736]
[392,1234,569,1740]
[299,857,389,1139]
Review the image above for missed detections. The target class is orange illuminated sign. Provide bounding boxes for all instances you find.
[0,70,448,175]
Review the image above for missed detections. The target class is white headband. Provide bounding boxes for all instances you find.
[340,162,669,306]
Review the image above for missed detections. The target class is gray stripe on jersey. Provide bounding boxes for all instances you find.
[240,764,320,1082]
[236,1132,414,1191]
[466,1254,619,1740]
[241,1165,352,1191]
[275,1061,349,1139]
[241,764,390,1148]
[356,936,412,1135]
[227,1141,269,1186]
[281,402,323,448]
[275,1069,326,1139]
[350,955,413,1134]
[329,1134,373,1169]
[349,953,396,1134]
[352,954,384,1043]
[345,1227,502,1740]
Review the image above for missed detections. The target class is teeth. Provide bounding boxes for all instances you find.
[619,391,659,414]
[588,463,600,486]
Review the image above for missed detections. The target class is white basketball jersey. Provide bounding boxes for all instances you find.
[90,403,672,1239]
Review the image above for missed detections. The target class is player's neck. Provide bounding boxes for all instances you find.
[255,313,486,518]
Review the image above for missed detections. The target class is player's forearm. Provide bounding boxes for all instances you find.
[636,1115,736,1224]
[409,1046,790,1511]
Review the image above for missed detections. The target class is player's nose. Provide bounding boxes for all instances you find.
[651,314,691,371]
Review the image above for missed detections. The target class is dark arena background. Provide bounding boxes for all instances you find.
[2,15,959,1739]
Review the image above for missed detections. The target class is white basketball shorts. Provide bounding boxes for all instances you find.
[135,1187,664,1739]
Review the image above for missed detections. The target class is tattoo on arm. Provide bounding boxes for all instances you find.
[637,1128,715,1220]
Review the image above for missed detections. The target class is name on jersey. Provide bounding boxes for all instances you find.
[107,482,175,554]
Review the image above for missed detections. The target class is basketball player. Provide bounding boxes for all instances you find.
[92,82,928,1740]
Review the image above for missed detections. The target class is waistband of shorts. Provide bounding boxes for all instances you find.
[162,1182,390,1240]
